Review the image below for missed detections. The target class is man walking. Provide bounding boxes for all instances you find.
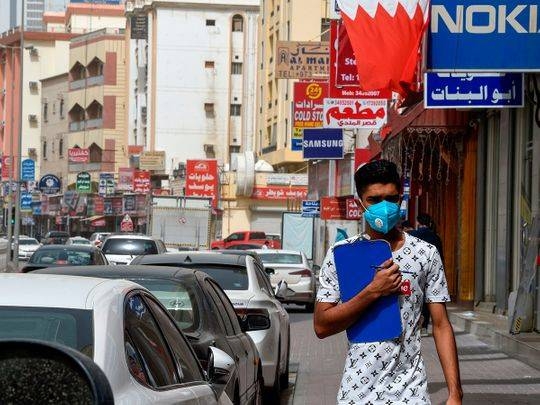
[314,160,462,404]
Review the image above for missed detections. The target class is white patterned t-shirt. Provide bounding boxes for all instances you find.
[316,232,450,405]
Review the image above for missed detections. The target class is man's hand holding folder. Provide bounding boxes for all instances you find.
[368,258,403,296]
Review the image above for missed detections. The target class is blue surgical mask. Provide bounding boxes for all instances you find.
[361,200,401,234]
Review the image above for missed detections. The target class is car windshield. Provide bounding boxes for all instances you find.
[29,249,93,265]
[258,253,303,264]
[19,239,39,245]
[102,239,158,255]
[185,265,249,290]
[0,306,94,356]
[132,278,200,333]
[72,239,91,245]
[48,232,68,237]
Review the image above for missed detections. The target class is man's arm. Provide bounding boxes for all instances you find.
[314,259,402,339]
[430,303,463,404]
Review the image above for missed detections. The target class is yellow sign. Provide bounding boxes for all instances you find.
[139,151,166,171]
[275,41,330,79]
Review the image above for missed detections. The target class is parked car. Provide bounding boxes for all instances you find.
[211,232,281,250]
[66,236,93,246]
[131,252,291,401]
[35,265,264,405]
[0,274,234,404]
[101,234,167,265]
[21,245,108,272]
[252,249,316,312]
[264,233,281,246]
[15,237,41,261]
[89,232,112,248]
[226,243,265,250]
[41,231,70,245]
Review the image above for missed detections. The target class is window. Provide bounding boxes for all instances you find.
[231,62,242,75]
[232,15,243,32]
[204,103,215,118]
[190,265,249,291]
[59,138,64,157]
[42,141,47,158]
[144,296,203,383]
[207,280,242,335]
[250,232,265,240]
[258,253,303,264]
[204,280,235,336]
[59,99,65,118]
[124,294,177,388]
[204,61,215,69]
[230,104,241,116]
[206,19,216,26]
[43,102,48,122]
[102,239,158,256]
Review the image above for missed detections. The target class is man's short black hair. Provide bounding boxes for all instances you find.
[354,159,401,197]
[417,213,434,229]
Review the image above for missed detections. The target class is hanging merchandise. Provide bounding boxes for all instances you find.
[400,177,410,219]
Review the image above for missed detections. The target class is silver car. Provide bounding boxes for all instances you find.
[131,251,291,401]
[252,249,316,312]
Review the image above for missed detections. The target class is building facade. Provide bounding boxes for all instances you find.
[126,0,260,176]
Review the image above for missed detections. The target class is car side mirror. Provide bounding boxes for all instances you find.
[206,346,235,395]
[0,339,114,404]
[238,312,271,332]
[265,267,275,275]
[274,280,288,300]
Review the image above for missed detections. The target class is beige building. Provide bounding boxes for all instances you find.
[255,0,329,171]
[65,28,128,186]
[40,73,69,184]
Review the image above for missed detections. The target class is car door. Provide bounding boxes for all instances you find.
[123,293,200,404]
[204,278,251,402]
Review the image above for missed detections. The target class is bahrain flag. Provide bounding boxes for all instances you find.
[337,0,429,96]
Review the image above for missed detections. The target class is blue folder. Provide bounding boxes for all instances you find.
[333,238,402,343]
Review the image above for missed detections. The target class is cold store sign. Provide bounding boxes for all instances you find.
[429,0,540,71]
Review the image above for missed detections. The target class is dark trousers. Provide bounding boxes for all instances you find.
[421,302,430,329]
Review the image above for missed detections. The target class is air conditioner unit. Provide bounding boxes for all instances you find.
[28,114,38,123]
[29,81,38,89]
[203,144,215,154]
[29,48,38,57]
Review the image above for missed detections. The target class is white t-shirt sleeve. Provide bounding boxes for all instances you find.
[316,247,341,303]
[424,247,451,303]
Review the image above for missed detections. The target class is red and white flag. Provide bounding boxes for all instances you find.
[337,0,429,96]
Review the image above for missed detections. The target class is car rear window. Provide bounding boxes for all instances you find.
[19,239,39,245]
[49,232,69,237]
[258,253,303,264]
[102,239,158,255]
[132,279,200,333]
[249,232,265,240]
[29,249,93,265]
[0,306,94,356]
[184,265,249,290]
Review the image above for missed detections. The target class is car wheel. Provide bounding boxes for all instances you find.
[279,329,290,389]
[305,302,315,313]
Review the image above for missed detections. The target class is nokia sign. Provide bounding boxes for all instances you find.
[428,0,540,71]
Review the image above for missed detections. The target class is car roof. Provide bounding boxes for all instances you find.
[0,274,139,309]
[34,265,200,282]
[35,244,98,252]
[251,249,302,255]
[104,234,159,241]
[133,251,250,267]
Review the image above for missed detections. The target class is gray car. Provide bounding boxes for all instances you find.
[131,251,291,401]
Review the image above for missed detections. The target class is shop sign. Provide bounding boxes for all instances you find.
[320,197,346,220]
[429,0,540,71]
[121,214,134,232]
[76,172,91,193]
[345,198,362,220]
[21,159,35,181]
[130,14,148,40]
[94,196,104,215]
[99,173,115,197]
[275,41,330,79]
[302,200,320,218]
[123,194,137,214]
[266,173,309,186]
[185,160,218,206]
[329,20,392,99]
[20,192,32,212]
[39,174,61,195]
[302,128,344,160]
[31,201,41,215]
[91,218,106,227]
[136,195,146,216]
[118,168,134,192]
[424,73,524,109]
[293,81,327,128]
[104,199,113,215]
[139,151,166,171]
[112,197,123,215]
[68,148,89,163]
[133,170,151,193]
[323,98,387,129]
[1,156,11,180]
[292,127,303,151]
[251,186,308,200]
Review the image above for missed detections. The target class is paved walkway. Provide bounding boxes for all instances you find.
[286,310,540,405]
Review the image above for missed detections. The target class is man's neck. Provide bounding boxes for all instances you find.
[365,227,405,251]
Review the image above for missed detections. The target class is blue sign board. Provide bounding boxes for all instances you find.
[292,138,303,151]
[425,73,524,108]
[31,201,41,215]
[428,0,540,71]
[21,159,35,181]
[20,192,32,211]
[302,129,344,160]
[38,174,61,195]
[302,200,320,218]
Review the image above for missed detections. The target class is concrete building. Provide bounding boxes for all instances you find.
[0,0,69,33]
[125,0,260,176]
[255,0,329,172]
[40,73,69,183]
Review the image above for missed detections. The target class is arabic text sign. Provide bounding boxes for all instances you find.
[251,186,308,201]
[429,0,540,71]
[118,168,134,192]
[1,156,11,180]
[302,128,344,160]
[39,174,61,195]
[20,192,32,212]
[323,99,387,129]
[302,200,320,218]
[133,170,151,193]
[139,151,166,171]
[21,159,35,181]
[320,197,346,220]
[185,159,219,206]
[76,172,92,193]
[293,82,327,128]
[275,41,330,79]
[68,148,89,163]
[99,173,115,197]
[425,73,524,108]
[292,128,303,151]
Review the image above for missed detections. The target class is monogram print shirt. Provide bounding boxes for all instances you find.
[316,232,450,404]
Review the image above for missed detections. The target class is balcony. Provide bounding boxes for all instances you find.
[86,118,103,129]
[70,79,86,90]
[87,75,104,87]
[69,120,85,132]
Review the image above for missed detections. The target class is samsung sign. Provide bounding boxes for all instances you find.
[429,0,540,71]
[302,128,344,160]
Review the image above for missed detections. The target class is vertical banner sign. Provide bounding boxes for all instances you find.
[20,192,32,212]
[99,173,115,197]
[292,127,303,152]
[123,194,137,214]
[21,159,35,181]
[118,168,135,192]
[293,81,327,128]
[76,172,92,193]
[133,170,151,193]
[1,156,11,180]
[185,159,219,206]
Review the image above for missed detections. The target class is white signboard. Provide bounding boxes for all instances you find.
[323,98,387,129]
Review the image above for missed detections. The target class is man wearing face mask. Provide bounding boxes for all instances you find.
[314,160,462,405]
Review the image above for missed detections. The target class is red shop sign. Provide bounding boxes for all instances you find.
[185,159,218,206]
[293,81,327,128]
[345,198,362,220]
[251,186,308,201]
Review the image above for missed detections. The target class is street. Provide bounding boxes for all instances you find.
[283,307,540,405]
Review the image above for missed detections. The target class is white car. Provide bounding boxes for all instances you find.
[66,236,93,246]
[16,237,41,260]
[0,274,233,405]
[131,251,291,401]
[252,249,316,312]
[101,234,167,265]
